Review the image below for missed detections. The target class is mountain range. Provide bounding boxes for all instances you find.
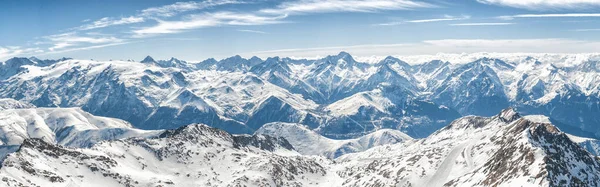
[1,107,599,186]
[2,52,600,140]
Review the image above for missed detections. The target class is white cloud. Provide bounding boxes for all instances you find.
[572,28,600,32]
[499,13,600,20]
[376,15,469,26]
[375,21,404,26]
[477,0,600,10]
[450,22,514,26]
[245,43,414,59]
[0,46,41,61]
[260,0,435,15]
[141,0,242,17]
[48,43,74,51]
[74,0,240,31]
[423,39,600,52]
[238,29,268,34]
[406,15,470,23]
[244,38,600,58]
[43,42,132,55]
[79,16,144,30]
[45,32,124,51]
[133,12,286,37]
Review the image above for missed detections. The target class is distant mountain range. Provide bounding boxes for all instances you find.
[2,52,600,140]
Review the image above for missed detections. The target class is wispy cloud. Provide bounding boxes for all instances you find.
[423,38,600,49]
[407,15,470,23]
[245,38,600,58]
[42,42,132,55]
[238,29,268,34]
[154,37,204,41]
[450,22,514,26]
[499,13,600,20]
[133,12,286,37]
[245,43,414,59]
[0,46,42,60]
[79,16,144,30]
[251,43,412,54]
[260,0,435,15]
[44,32,124,51]
[571,28,600,32]
[477,0,600,10]
[141,0,242,17]
[75,0,241,31]
[376,15,469,26]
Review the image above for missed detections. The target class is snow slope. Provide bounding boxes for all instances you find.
[0,107,161,148]
[336,108,600,186]
[0,124,337,187]
[255,122,412,158]
[0,98,35,110]
[2,108,599,186]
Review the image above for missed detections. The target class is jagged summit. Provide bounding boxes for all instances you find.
[323,51,356,65]
[27,56,40,62]
[336,51,351,57]
[497,107,521,123]
[140,55,156,63]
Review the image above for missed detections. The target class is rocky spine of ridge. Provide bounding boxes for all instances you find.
[336,108,600,187]
[445,110,600,186]
[0,123,330,186]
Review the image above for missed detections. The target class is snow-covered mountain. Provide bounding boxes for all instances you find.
[0,104,162,160]
[255,122,412,158]
[0,98,34,110]
[2,52,600,139]
[0,124,336,187]
[2,108,599,186]
[336,108,600,186]
[0,53,458,139]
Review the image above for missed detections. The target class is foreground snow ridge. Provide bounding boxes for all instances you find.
[1,108,599,187]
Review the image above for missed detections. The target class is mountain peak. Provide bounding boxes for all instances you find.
[141,55,156,63]
[337,51,350,57]
[382,55,399,61]
[497,107,520,123]
[224,55,244,61]
[28,56,40,62]
[473,57,514,69]
[321,51,356,67]
[249,56,262,61]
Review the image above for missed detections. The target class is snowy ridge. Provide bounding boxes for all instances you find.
[0,124,336,187]
[0,107,161,150]
[255,122,412,158]
[2,109,600,186]
[0,99,35,110]
[336,108,600,186]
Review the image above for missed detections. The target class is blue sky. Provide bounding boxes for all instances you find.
[1,0,600,61]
